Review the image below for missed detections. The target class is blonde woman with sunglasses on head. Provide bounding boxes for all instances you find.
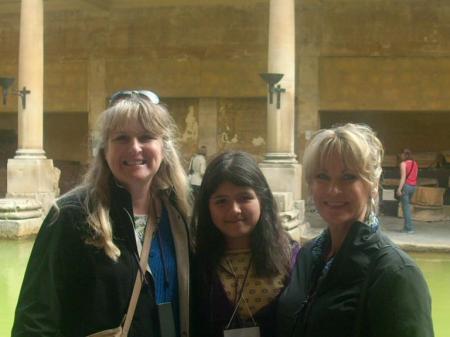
[12,90,191,337]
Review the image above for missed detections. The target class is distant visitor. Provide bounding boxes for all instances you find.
[396,148,419,234]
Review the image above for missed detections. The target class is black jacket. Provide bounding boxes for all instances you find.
[277,222,434,337]
[192,242,300,337]
[12,183,190,337]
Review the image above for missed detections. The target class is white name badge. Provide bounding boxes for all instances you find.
[223,326,260,337]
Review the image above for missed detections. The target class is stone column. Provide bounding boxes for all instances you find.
[264,0,296,162]
[5,0,59,216]
[259,0,304,241]
[16,0,44,157]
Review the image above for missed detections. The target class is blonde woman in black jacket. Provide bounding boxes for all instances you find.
[12,91,191,337]
[277,123,433,337]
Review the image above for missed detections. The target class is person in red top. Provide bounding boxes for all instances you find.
[396,148,419,233]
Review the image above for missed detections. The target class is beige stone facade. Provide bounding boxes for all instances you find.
[0,0,450,194]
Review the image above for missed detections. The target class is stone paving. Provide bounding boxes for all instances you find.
[303,211,450,253]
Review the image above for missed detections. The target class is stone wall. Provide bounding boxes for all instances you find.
[165,97,267,165]
[1,0,450,181]
[0,3,270,164]
[216,98,267,161]
[296,0,450,160]
[320,111,450,156]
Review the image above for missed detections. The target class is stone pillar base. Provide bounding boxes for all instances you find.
[273,191,305,242]
[7,158,60,214]
[0,198,43,239]
[260,163,305,242]
[259,162,302,200]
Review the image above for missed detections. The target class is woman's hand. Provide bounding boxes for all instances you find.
[396,189,403,197]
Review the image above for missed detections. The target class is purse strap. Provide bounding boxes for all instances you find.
[121,219,155,336]
[405,160,416,181]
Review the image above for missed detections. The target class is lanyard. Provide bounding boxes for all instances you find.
[224,256,257,329]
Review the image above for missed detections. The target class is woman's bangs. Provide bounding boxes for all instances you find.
[104,103,136,134]
[137,103,168,138]
[105,102,162,137]
[340,141,364,174]
[317,137,343,171]
[340,141,372,186]
[316,137,362,175]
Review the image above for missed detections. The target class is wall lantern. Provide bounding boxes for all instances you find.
[0,77,31,109]
[259,72,286,109]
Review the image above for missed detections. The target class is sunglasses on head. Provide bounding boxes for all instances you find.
[109,90,160,106]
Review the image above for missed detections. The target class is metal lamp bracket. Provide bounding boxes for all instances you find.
[0,77,31,109]
[259,73,286,109]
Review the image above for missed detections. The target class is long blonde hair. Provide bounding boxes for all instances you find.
[80,97,190,260]
[303,123,384,217]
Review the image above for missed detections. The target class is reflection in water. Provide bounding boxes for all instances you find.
[0,241,449,337]
[0,239,34,335]
[411,253,450,337]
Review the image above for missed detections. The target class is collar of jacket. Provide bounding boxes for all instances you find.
[108,179,138,254]
[108,179,179,254]
[313,221,382,295]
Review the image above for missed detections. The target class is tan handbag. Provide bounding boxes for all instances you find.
[87,223,154,337]
[86,326,122,337]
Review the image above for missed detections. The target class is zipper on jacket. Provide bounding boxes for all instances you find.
[293,288,318,336]
[292,262,327,337]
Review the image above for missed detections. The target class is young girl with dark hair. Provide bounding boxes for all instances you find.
[191,151,299,337]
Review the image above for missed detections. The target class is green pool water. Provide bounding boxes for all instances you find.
[1,240,449,336]
[0,239,34,337]
[411,252,450,337]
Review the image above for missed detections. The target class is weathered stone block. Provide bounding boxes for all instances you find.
[294,199,305,224]
[7,158,60,194]
[7,158,60,213]
[0,198,43,239]
[259,163,302,200]
[273,192,293,213]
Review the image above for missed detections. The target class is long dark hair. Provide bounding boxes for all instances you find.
[402,148,413,161]
[192,151,291,277]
